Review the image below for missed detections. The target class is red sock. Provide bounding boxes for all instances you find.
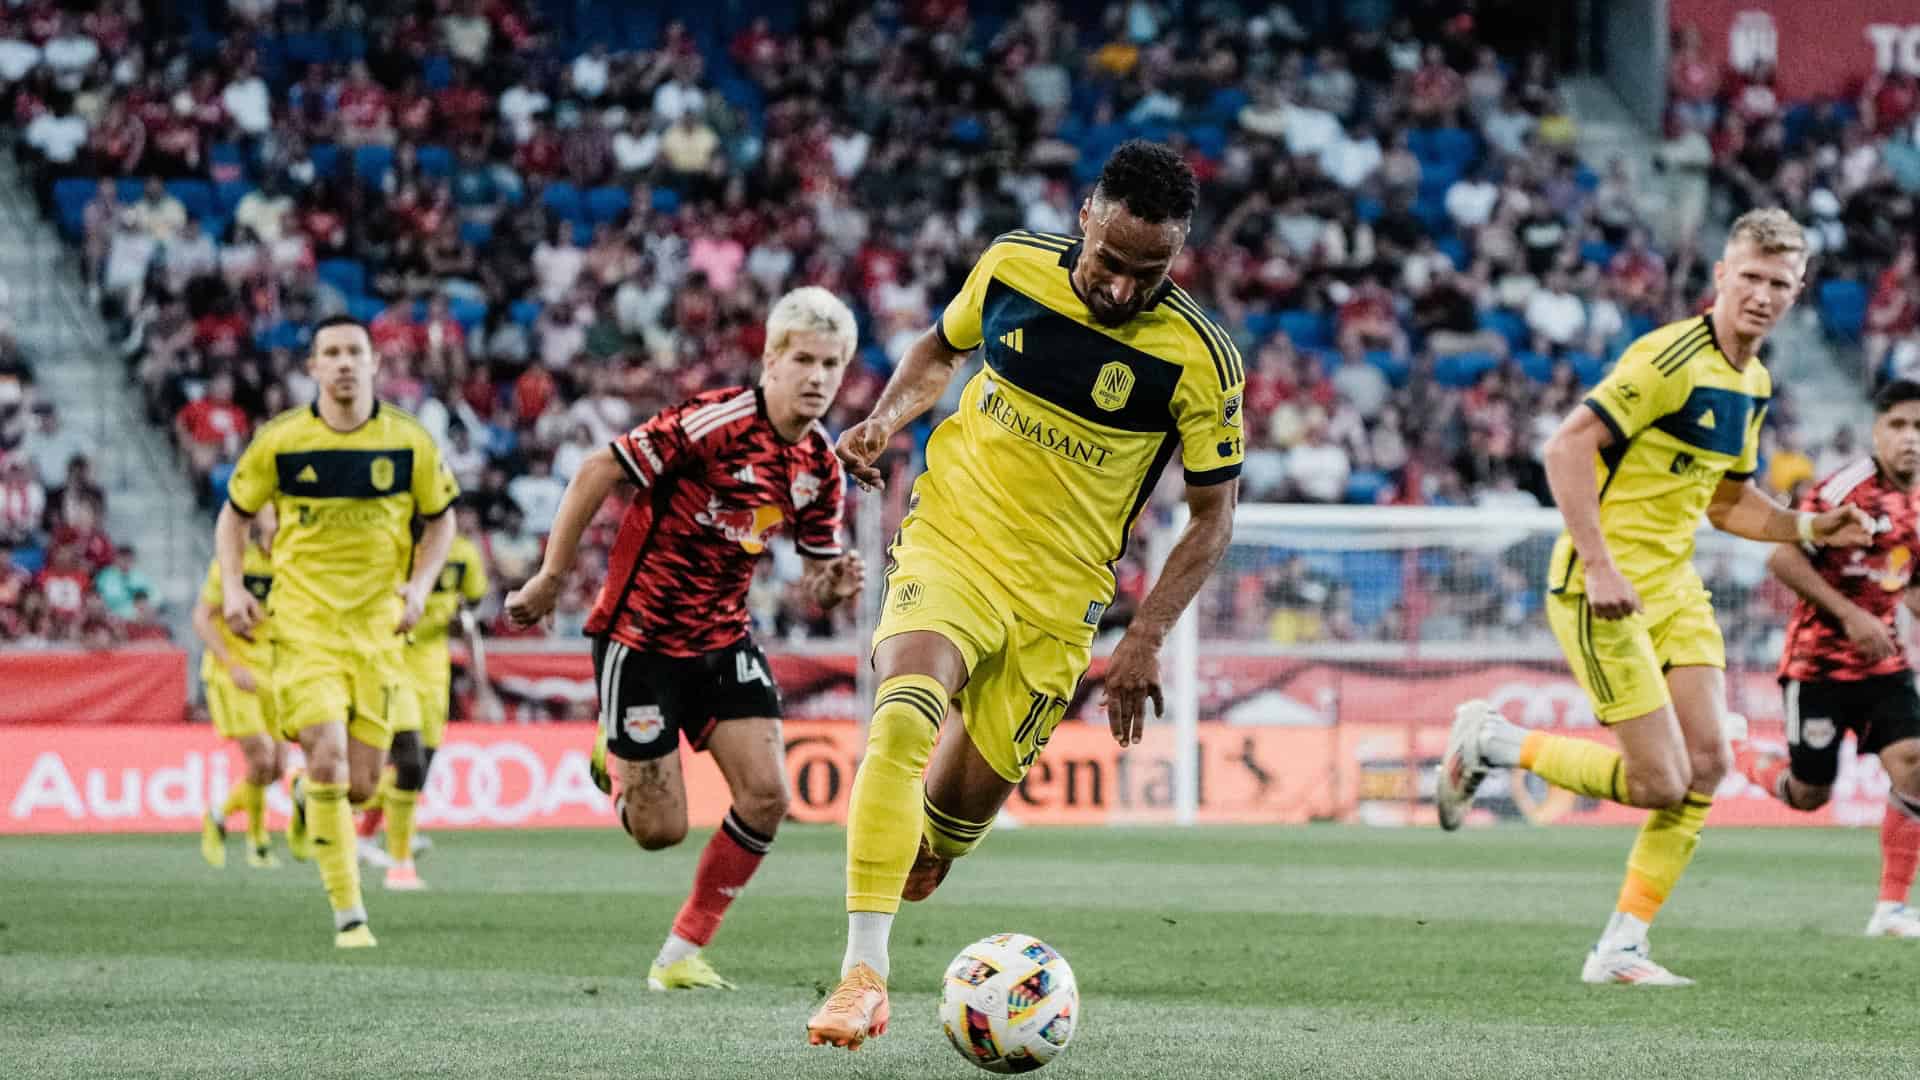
[1735,743,1790,802]
[1880,794,1920,905]
[671,809,772,947]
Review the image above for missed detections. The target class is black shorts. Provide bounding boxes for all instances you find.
[1781,673,1920,786]
[592,636,783,762]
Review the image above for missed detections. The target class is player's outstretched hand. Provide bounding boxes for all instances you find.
[1583,562,1643,621]
[1843,609,1898,664]
[504,571,562,628]
[396,581,430,635]
[1101,630,1164,748]
[1814,504,1875,547]
[834,419,890,491]
[822,551,865,603]
[225,661,258,694]
[222,590,264,641]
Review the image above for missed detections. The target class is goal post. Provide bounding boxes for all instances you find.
[1156,502,1785,826]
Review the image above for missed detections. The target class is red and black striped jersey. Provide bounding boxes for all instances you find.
[585,386,845,657]
[1779,457,1920,682]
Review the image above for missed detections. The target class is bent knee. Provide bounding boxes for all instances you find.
[1688,742,1731,792]
[1786,782,1833,811]
[346,779,381,805]
[625,809,687,851]
[731,785,789,835]
[1625,766,1690,810]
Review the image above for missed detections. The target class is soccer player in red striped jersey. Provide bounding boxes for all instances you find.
[1734,379,1920,937]
[504,287,866,989]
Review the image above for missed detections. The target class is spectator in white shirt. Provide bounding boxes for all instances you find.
[499,72,551,145]
[532,220,585,304]
[0,36,40,85]
[651,62,707,124]
[222,57,273,136]
[506,453,567,529]
[1288,423,1351,503]
[164,218,217,294]
[1319,123,1381,189]
[1445,165,1501,231]
[1524,270,1588,350]
[1330,345,1391,416]
[440,0,492,65]
[103,210,156,308]
[611,111,659,177]
[26,99,88,167]
[42,17,100,90]
[571,43,610,100]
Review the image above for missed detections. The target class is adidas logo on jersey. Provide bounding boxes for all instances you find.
[998,328,1024,352]
[297,465,319,483]
[733,464,756,484]
[1698,409,1716,430]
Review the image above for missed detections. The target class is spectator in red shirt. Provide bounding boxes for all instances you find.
[35,541,92,622]
[1411,45,1465,121]
[1863,71,1919,138]
[122,591,173,643]
[371,298,426,362]
[49,500,113,572]
[435,65,492,139]
[1605,229,1668,312]
[175,371,250,498]
[337,61,393,146]
[0,453,46,548]
[1867,245,1919,379]
[193,295,251,358]
[515,119,565,180]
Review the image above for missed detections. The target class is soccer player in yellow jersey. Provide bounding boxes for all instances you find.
[193,504,284,870]
[807,141,1242,1047]
[217,315,461,948]
[1436,210,1873,985]
[359,517,490,890]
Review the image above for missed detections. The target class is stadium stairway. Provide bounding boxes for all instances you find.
[0,151,207,623]
[1565,77,1861,442]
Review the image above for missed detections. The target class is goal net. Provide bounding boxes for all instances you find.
[1155,504,1807,827]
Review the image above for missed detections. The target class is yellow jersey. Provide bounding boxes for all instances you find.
[410,533,488,648]
[198,542,272,681]
[227,402,460,641]
[920,229,1245,643]
[1549,314,1769,598]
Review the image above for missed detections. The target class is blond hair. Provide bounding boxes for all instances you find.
[764,286,857,361]
[1725,208,1807,260]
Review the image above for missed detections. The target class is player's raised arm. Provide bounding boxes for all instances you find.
[503,445,624,626]
[1707,478,1872,547]
[835,328,970,491]
[1768,540,1897,663]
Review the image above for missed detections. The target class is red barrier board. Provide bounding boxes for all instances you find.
[1670,0,1920,101]
[0,648,188,724]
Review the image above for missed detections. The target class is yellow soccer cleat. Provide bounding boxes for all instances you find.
[199,812,227,869]
[245,844,279,869]
[334,924,378,949]
[286,776,312,862]
[589,732,611,795]
[648,952,736,992]
[806,963,889,1049]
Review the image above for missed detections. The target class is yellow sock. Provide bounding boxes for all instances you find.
[385,787,420,863]
[846,675,947,914]
[239,781,267,848]
[924,796,993,861]
[305,781,364,917]
[1617,793,1713,922]
[1522,731,1629,803]
[218,783,248,821]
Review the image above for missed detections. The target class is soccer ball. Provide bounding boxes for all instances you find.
[939,932,1079,1073]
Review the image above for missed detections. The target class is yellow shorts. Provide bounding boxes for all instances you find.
[269,636,414,750]
[403,639,452,749]
[206,669,274,740]
[874,526,1091,782]
[1547,586,1725,725]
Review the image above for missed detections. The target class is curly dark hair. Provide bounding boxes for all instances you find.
[1093,139,1198,224]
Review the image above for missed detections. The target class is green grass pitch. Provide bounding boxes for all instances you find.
[3,825,1917,1079]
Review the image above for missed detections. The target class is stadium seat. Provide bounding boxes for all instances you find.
[1302,347,1341,375]
[1567,351,1608,386]
[11,545,45,576]
[585,186,631,225]
[422,54,453,90]
[1515,351,1557,383]
[346,295,385,324]
[317,258,366,298]
[1354,195,1383,223]
[281,31,335,67]
[353,145,395,186]
[214,180,254,215]
[1479,309,1529,353]
[116,178,144,205]
[541,182,584,224]
[309,142,341,180]
[459,220,493,248]
[1242,310,1281,341]
[1818,278,1869,342]
[510,299,543,327]
[1342,551,1404,626]
[1434,352,1499,388]
[207,462,236,508]
[448,297,489,330]
[649,187,680,215]
[1434,235,1469,270]
[1345,470,1392,505]
[1276,310,1333,350]
[52,178,93,239]
[417,145,454,178]
[1365,349,1412,388]
[208,142,246,183]
[1579,240,1615,267]
[166,180,215,222]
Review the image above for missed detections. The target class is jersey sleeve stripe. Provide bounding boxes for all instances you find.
[992,235,1073,256]
[1172,288,1242,384]
[1652,322,1712,375]
[933,318,964,353]
[1185,463,1241,486]
[1818,458,1877,504]
[227,494,263,516]
[1162,292,1232,390]
[1582,397,1627,445]
[609,439,648,487]
[797,541,843,557]
[994,229,1072,251]
[683,400,756,441]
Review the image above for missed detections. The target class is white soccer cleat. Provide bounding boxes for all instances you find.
[357,836,394,869]
[1865,903,1920,938]
[1436,700,1494,831]
[1581,944,1696,987]
[1721,711,1749,746]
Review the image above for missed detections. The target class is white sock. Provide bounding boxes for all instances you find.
[842,911,894,979]
[1598,910,1650,952]
[656,931,699,968]
[1478,714,1526,768]
[1874,899,1905,917]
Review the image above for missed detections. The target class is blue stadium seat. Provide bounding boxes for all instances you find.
[423,54,453,90]
[459,220,493,248]
[166,180,215,222]
[207,462,236,508]
[11,544,45,576]
[53,178,94,239]
[317,258,366,298]
[281,31,335,67]
[1579,240,1615,267]
[1819,278,1869,342]
[1479,309,1529,353]
[309,142,341,180]
[417,144,454,178]
[585,185,631,225]
[1354,195,1383,223]
[1242,310,1281,341]
[1567,351,1608,386]
[541,181,584,223]
[1276,310,1332,350]
[1515,351,1556,383]
[1434,352,1499,388]
[353,145,395,186]
[1345,470,1392,505]
[208,142,246,182]
[116,178,144,205]
[1342,551,1403,626]
[1435,235,1469,270]
[448,297,489,330]
[1303,347,1341,376]
[214,180,254,215]
[649,187,680,215]
[510,299,543,327]
[346,295,385,324]
[1365,349,1411,388]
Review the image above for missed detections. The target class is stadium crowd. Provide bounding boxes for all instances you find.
[0,1,1897,652]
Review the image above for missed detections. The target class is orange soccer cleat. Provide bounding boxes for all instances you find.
[901,836,953,902]
[806,963,889,1050]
